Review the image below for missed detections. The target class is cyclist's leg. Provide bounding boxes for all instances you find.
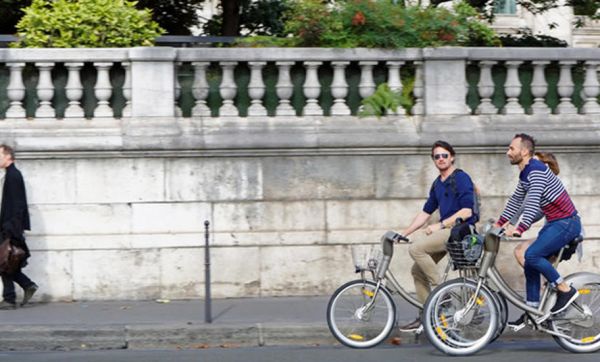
[411,263,430,304]
[408,229,451,303]
[524,217,581,304]
[410,251,446,304]
[514,239,533,268]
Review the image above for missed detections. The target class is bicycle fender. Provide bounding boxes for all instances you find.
[564,272,600,289]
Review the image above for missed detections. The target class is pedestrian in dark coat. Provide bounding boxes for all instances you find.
[0,144,37,309]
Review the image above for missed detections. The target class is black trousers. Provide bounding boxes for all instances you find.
[2,270,35,304]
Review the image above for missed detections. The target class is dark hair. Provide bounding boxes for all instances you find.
[535,151,559,175]
[514,133,535,156]
[431,140,456,158]
[0,144,15,160]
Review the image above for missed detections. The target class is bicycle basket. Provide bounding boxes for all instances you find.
[351,245,383,273]
[445,233,484,269]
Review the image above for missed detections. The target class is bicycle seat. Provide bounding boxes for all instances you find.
[558,235,584,262]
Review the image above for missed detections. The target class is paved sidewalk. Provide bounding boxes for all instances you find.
[0,296,543,351]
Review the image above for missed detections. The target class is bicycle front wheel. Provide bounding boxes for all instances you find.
[423,278,498,356]
[327,279,396,348]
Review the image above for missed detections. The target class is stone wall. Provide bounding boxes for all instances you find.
[3,116,600,301]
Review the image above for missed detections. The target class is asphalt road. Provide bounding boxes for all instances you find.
[1,340,598,362]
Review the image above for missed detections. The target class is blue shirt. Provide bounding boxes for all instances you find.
[423,169,476,225]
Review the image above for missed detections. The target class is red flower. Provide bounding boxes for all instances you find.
[438,31,455,42]
[351,11,366,26]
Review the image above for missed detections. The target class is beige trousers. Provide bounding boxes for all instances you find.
[408,228,451,303]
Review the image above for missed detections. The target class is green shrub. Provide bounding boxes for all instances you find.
[281,0,500,48]
[12,0,164,48]
[359,83,412,118]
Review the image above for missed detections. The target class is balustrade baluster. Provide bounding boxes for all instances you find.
[248,61,267,116]
[5,63,26,118]
[191,62,211,117]
[530,61,550,115]
[476,61,497,115]
[174,62,182,117]
[556,61,577,114]
[35,62,55,118]
[412,61,424,115]
[358,61,377,100]
[582,61,600,114]
[93,62,113,118]
[64,62,84,118]
[219,62,238,116]
[302,61,323,116]
[122,62,131,117]
[330,61,350,116]
[275,61,295,116]
[502,61,524,114]
[386,61,405,116]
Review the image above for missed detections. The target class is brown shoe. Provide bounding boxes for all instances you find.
[399,317,421,332]
[21,284,38,306]
[0,301,17,310]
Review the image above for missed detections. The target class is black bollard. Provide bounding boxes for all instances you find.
[204,220,212,323]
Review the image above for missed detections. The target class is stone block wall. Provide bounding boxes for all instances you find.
[6,117,599,301]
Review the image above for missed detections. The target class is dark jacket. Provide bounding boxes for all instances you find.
[0,163,31,259]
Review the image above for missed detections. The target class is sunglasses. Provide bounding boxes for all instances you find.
[433,153,449,160]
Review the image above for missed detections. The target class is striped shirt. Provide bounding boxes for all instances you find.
[497,159,577,234]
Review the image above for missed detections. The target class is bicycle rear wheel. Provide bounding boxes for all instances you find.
[551,283,600,353]
[423,278,498,356]
[327,279,396,348]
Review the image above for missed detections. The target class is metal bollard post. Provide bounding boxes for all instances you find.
[204,220,212,323]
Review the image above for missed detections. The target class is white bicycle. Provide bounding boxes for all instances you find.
[326,231,482,348]
[422,223,600,355]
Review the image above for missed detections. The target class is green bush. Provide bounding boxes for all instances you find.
[359,83,412,118]
[12,0,164,48]
[280,0,500,48]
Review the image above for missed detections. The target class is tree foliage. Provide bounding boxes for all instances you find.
[135,0,204,35]
[12,0,164,47]
[203,0,290,36]
[0,0,32,34]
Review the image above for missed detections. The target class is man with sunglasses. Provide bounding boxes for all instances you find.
[399,140,477,332]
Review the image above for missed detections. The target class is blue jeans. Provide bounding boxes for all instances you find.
[524,214,581,303]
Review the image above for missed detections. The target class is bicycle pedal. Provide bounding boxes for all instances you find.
[508,323,527,332]
[414,325,424,335]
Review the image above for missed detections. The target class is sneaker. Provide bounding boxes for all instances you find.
[552,287,579,314]
[399,318,421,332]
[507,313,528,332]
[0,301,17,310]
[21,284,38,306]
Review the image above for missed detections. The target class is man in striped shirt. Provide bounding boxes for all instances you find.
[495,134,581,328]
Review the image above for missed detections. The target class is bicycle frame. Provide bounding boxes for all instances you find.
[464,226,599,342]
[362,235,469,311]
[478,227,559,317]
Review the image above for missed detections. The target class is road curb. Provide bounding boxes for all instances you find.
[0,323,547,351]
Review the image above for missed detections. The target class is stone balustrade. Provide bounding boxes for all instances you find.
[0,48,129,119]
[2,47,600,120]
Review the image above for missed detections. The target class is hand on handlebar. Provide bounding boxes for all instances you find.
[504,224,520,237]
[392,232,410,244]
